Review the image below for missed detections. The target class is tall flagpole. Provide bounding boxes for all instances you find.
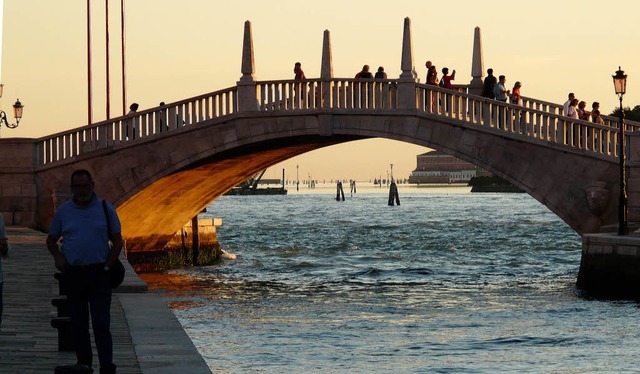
[0,0,4,86]
[121,0,126,115]
[87,0,93,125]
[105,0,110,119]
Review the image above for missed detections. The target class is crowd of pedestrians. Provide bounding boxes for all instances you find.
[291,61,611,126]
[563,93,605,124]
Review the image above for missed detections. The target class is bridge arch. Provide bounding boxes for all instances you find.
[33,100,620,252]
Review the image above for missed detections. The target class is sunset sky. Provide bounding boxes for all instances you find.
[2,0,640,181]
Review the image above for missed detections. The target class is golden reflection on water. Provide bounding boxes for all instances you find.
[139,271,211,310]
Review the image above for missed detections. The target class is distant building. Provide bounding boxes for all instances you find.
[408,151,487,184]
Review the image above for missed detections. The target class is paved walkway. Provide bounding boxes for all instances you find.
[0,227,211,373]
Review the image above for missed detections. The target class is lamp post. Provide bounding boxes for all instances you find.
[613,66,628,235]
[0,98,24,134]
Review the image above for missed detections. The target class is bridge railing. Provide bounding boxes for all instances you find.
[37,87,237,165]
[519,95,640,132]
[255,79,398,111]
[418,84,621,157]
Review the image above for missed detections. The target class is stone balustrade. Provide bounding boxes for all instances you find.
[36,87,237,165]
[419,84,622,157]
[35,78,637,167]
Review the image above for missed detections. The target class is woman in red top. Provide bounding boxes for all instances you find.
[511,81,523,106]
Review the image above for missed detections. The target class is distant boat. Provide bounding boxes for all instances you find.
[224,169,287,196]
[468,176,523,193]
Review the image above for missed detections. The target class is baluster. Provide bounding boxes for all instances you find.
[260,84,266,111]
[44,139,51,164]
[274,83,281,110]
[557,119,566,145]
[309,82,316,109]
[99,124,106,147]
[215,95,221,117]
[332,81,339,109]
[204,96,211,120]
[468,99,476,123]
[64,134,71,160]
[365,82,372,109]
[37,142,44,165]
[346,82,352,109]
[70,133,77,158]
[303,81,310,109]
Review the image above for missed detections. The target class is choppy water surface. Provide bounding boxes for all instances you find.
[143,186,640,373]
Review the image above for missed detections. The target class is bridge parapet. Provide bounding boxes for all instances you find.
[255,78,400,111]
[418,83,624,159]
[36,86,237,166]
[519,95,640,133]
[35,79,630,169]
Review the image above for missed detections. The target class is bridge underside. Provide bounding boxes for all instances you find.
[117,135,364,251]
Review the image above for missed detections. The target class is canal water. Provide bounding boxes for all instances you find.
[141,186,640,373]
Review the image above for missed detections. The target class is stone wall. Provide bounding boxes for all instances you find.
[577,233,640,297]
[126,218,223,271]
[0,139,37,226]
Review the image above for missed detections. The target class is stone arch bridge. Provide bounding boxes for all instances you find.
[2,18,639,253]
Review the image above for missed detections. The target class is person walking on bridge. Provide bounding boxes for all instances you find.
[481,68,497,98]
[493,75,510,102]
[355,65,373,79]
[374,66,387,79]
[294,62,306,80]
[427,65,438,86]
[563,93,575,116]
[46,169,123,374]
[439,67,456,89]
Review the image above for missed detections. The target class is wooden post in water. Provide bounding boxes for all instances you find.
[388,181,400,206]
[191,216,199,266]
[336,181,345,201]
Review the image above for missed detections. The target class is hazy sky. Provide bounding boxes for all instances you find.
[2,0,640,181]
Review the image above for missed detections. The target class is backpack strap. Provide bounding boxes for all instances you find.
[101,200,112,238]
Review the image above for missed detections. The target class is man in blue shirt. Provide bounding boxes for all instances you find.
[47,169,123,374]
[493,75,510,102]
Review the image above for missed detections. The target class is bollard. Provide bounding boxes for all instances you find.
[51,296,69,317]
[50,317,74,352]
[388,181,400,206]
[336,181,345,201]
[53,272,70,295]
[52,272,74,351]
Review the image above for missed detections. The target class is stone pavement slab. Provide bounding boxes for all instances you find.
[0,227,211,373]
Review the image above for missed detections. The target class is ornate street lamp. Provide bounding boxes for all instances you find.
[0,98,24,130]
[613,67,628,235]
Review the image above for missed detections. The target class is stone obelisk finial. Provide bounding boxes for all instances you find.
[469,26,484,93]
[321,30,333,79]
[239,20,255,83]
[399,17,415,80]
